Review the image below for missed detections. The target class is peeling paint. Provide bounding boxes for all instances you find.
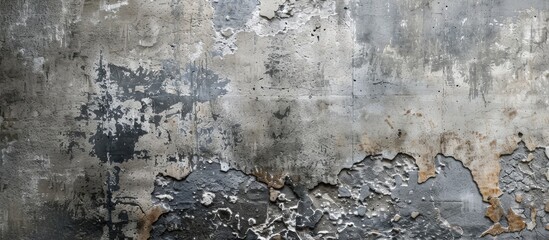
[2,0,549,239]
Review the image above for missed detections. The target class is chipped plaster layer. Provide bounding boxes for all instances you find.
[2,0,549,239]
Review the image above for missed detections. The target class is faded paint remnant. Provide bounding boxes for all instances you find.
[485,197,504,223]
[251,168,285,189]
[481,223,507,237]
[506,208,526,232]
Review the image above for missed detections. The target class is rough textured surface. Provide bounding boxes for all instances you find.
[2,0,549,239]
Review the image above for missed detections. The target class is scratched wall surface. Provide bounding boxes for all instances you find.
[2,0,549,239]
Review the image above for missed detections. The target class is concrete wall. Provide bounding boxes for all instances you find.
[1,0,549,239]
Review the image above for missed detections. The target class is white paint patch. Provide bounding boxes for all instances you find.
[155,194,174,201]
[200,191,215,206]
[101,0,129,13]
[259,0,286,19]
[220,161,230,172]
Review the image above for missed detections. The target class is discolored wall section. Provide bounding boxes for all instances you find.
[2,0,549,239]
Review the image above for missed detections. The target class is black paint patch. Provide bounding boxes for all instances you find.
[294,186,324,229]
[89,122,147,163]
[77,58,229,123]
[24,202,104,240]
[150,162,269,239]
[79,56,230,164]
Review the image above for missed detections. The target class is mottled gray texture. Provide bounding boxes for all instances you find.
[2,0,549,239]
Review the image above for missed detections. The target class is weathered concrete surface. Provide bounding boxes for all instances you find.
[2,0,549,239]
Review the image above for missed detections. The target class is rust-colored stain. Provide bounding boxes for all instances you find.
[439,131,508,201]
[137,205,168,240]
[357,134,382,155]
[506,208,526,232]
[417,163,436,183]
[515,193,523,203]
[481,204,527,236]
[504,108,518,120]
[485,197,504,223]
[481,223,507,237]
[270,234,283,240]
[251,168,285,189]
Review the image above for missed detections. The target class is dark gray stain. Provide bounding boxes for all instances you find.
[26,203,104,240]
[61,131,86,160]
[151,162,269,239]
[273,106,291,120]
[351,0,549,98]
[70,55,230,239]
[89,122,148,163]
[79,55,230,163]
[264,51,296,88]
[107,62,189,115]
[78,58,229,121]
[184,62,230,103]
[147,154,501,239]
[391,155,491,238]
[86,55,148,163]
